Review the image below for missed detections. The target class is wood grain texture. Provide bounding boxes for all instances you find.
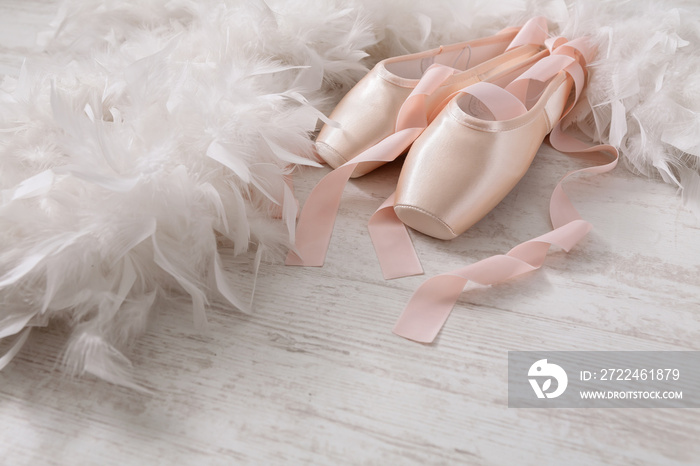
[1,2,699,465]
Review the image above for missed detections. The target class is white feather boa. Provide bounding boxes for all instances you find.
[1,0,698,388]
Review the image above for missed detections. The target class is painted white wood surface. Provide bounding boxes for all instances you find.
[1,2,699,465]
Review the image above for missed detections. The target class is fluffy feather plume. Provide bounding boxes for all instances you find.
[1,0,698,387]
[0,0,377,387]
[558,0,700,199]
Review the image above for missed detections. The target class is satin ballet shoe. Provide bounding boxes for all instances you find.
[393,38,592,240]
[315,17,550,178]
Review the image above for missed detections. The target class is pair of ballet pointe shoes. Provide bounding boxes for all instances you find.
[319,16,589,235]
[286,18,618,342]
[287,17,594,271]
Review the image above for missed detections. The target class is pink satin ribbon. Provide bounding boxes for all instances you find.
[368,192,423,279]
[506,17,549,51]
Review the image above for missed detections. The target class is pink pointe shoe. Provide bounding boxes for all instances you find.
[393,38,593,239]
[315,17,550,178]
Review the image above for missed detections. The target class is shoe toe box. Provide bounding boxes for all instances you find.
[394,204,459,240]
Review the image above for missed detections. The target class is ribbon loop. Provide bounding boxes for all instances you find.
[506,17,550,51]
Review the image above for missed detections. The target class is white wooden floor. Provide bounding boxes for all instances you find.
[1,2,699,465]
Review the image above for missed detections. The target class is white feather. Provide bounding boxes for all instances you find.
[206,140,251,183]
[680,168,700,220]
[3,169,54,202]
[609,100,627,148]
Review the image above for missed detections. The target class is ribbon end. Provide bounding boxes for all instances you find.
[285,250,324,267]
[383,268,424,280]
[392,322,438,344]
